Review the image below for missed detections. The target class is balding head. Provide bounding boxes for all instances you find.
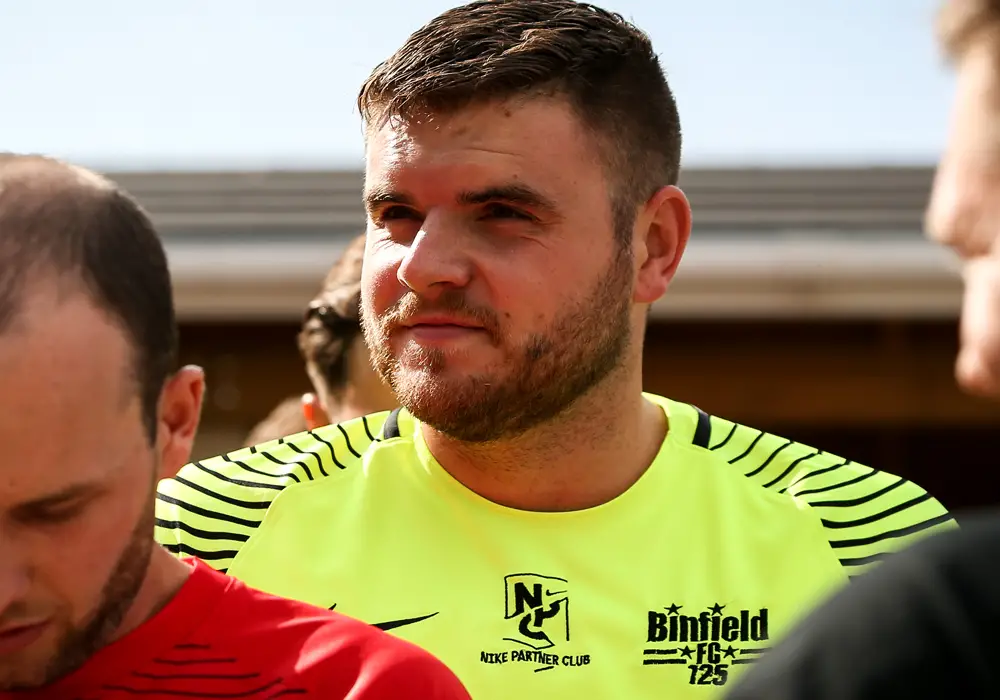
[0,158,205,690]
[0,154,176,441]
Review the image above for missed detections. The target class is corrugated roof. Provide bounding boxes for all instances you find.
[97,166,959,321]
[106,166,935,235]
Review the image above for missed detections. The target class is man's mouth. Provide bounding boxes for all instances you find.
[0,620,50,656]
[396,314,489,344]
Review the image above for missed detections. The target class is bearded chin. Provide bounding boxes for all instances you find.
[31,485,156,689]
[367,251,634,444]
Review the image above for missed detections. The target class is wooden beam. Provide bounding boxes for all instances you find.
[642,321,1000,425]
[178,319,1000,459]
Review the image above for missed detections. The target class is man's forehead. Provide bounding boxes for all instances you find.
[0,287,139,416]
[0,296,143,508]
[367,99,594,165]
[364,101,600,203]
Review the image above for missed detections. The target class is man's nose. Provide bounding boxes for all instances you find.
[0,534,30,622]
[397,213,473,296]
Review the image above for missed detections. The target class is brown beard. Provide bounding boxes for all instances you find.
[1,479,156,691]
[362,244,634,443]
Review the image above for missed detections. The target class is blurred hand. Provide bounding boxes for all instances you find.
[957,255,1000,395]
[927,32,1000,397]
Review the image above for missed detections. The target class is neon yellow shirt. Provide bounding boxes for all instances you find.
[155,395,954,698]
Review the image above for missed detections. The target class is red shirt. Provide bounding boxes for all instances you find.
[1,559,469,699]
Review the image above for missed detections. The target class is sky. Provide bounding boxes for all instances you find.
[0,0,953,171]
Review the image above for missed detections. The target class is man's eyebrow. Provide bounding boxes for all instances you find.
[12,482,103,516]
[458,184,558,213]
[363,187,415,212]
[363,183,559,215]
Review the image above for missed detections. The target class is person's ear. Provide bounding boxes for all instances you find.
[155,366,205,480]
[301,392,330,430]
[632,185,692,304]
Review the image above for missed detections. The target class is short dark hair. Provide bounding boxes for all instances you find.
[358,0,681,238]
[298,234,366,398]
[0,154,177,443]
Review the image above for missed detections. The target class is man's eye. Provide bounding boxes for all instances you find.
[379,206,420,222]
[18,502,86,527]
[481,204,533,221]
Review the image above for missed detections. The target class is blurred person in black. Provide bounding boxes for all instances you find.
[725,1,1000,697]
[243,234,396,446]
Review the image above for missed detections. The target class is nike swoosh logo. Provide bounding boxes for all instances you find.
[372,612,440,631]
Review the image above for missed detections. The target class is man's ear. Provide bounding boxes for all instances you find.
[156,365,205,480]
[302,392,331,430]
[632,185,692,304]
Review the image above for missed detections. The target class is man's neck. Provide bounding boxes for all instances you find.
[421,378,667,512]
[111,547,192,644]
[330,385,396,424]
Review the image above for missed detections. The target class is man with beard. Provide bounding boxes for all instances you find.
[0,154,469,699]
[155,1,954,698]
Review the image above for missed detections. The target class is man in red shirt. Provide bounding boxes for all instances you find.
[0,154,469,699]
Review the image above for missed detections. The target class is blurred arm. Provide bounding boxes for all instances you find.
[926,1,1000,395]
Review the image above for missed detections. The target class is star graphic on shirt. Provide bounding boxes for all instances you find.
[708,603,726,615]
[723,645,738,659]
[664,603,683,615]
[680,646,695,659]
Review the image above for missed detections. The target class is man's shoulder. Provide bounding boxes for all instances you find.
[685,407,956,577]
[155,410,405,571]
[209,576,470,699]
[218,572,395,645]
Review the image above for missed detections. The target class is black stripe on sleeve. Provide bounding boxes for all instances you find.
[761,451,820,489]
[362,415,377,441]
[828,512,955,549]
[744,441,793,478]
[130,671,262,681]
[104,679,283,697]
[305,430,337,472]
[171,476,274,510]
[283,441,329,478]
[809,476,906,508]
[190,461,285,491]
[312,434,346,470]
[155,493,261,529]
[337,423,362,458]
[779,460,851,494]
[221,453,301,484]
[692,406,712,448]
[728,430,765,465]
[709,423,738,451]
[787,469,876,498]
[820,492,933,529]
[155,518,250,542]
[261,450,314,481]
[838,551,890,568]
[159,542,240,561]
